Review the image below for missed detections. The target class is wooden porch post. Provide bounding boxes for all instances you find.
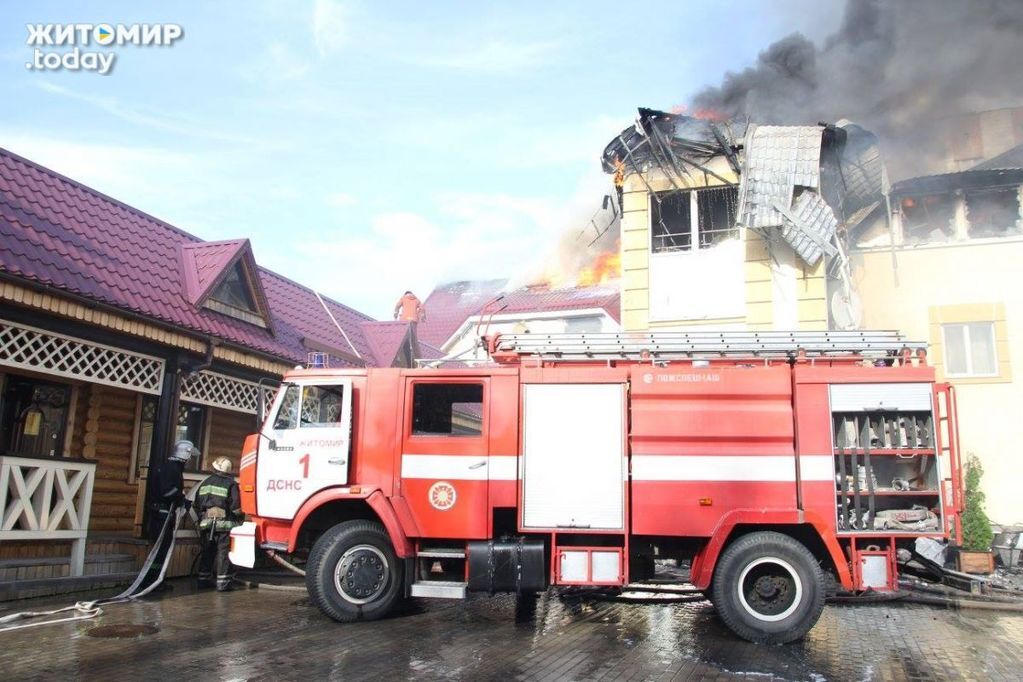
[143,355,181,534]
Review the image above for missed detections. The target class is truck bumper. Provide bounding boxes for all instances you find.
[229,522,258,568]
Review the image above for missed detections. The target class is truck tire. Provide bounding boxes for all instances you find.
[711,531,825,644]
[306,520,403,622]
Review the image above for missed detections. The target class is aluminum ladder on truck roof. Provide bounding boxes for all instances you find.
[490,330,928,361]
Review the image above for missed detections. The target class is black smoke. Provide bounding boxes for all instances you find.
[692,0,1023,179]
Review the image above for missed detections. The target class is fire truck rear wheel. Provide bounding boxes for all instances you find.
[711,531,825,644]
[306,520,403,622]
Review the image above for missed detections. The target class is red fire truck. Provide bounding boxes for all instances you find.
[229,331,963,644]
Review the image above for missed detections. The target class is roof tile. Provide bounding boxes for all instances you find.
[0,147,381,367]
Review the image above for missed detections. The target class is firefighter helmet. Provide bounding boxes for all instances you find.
[212,456,232,474]
[171,440,199,462]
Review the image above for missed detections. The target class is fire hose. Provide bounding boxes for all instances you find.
[0,489,196,633]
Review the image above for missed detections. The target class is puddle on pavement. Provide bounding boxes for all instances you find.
[86,624,159,638]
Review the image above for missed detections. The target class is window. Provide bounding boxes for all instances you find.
[203,261,268,328]
[0,375,71,458]
[300,386,344,427]
[271,384,345,430]
[134,395,158,480]
[965,187,1022,239]
[942,322,997,377]
[412,383,483,436]
[176,402,207,472]
[565,317,603,334]
[273,384,301,430]
[651,186,738,253]
[901,194,955,244]
[211,262,257,312]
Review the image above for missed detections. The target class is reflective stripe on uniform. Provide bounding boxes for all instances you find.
[198,484,230,497]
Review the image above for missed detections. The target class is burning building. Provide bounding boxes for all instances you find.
[603,108,884,332]
[847,135,1023,525]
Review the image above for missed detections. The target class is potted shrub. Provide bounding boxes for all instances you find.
[958,455,995,574]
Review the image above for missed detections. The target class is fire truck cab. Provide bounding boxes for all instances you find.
[231,331,962,644]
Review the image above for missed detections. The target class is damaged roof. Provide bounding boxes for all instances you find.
[601,108,741,182]
[971,143,1023,172]
[891,167,1023,197]
[603,109,885,268]
[0,147,384,367]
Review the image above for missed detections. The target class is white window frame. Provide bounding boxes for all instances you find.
[649,187,739,255]
[941,322,999,378]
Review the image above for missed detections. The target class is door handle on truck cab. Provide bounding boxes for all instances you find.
[328,458,346,465]
[469,460,487,470]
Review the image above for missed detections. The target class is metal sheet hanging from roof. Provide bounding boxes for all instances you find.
[738,125,825,230]
[780,191,839,266]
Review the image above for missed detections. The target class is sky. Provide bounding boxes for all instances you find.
[0,1,844,319]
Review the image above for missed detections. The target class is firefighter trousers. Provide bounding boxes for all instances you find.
[198,531,233,590]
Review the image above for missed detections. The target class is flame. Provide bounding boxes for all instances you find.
[670,104,728,122]
[532,240,621,289]
[576,249,621,287]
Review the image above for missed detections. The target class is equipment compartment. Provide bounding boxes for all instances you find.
[830,398,943,533]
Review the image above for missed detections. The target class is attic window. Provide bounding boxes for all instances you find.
[211,263,257,312]
[204,262,267,328]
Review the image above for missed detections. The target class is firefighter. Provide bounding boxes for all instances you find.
[393,290,425,322]
[612,154,625,208]
[142,439,198,591]
[195,456,242,591]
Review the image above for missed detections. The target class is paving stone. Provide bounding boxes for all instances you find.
[1,580,1021,680]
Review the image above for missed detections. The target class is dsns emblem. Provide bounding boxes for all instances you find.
[428,481,457,511]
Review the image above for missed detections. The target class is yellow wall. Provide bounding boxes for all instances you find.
[620,167,827,332]
[851,238,1023,524]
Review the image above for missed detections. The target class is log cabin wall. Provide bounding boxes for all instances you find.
[84,385,140,535]
[205,406,253,473]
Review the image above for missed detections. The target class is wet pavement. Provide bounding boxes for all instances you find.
[2,579,1022,681]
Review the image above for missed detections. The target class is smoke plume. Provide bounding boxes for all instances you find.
[692,0,1023,179]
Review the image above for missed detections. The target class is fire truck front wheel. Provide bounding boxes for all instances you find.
[711,531,825,644]
[306,520,404,622]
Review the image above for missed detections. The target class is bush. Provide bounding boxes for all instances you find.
[961,455,994,552]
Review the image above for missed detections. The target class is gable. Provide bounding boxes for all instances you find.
[180,239,273,331]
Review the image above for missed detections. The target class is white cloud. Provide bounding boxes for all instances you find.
[312,0,347,57]
[417,39,561,72]
[326,191,356,207]
[284,176,614,318]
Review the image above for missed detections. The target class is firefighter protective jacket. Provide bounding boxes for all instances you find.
[195,472,242,532]
[155,459,186,506]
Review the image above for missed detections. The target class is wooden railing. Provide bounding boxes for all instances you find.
[0,456,96,576]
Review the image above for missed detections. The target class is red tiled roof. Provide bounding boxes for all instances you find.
[180,239,248,305]
[360,321,413,367]
[497,284,621,320]
[418,279,621,348]
[417,279,507,347]
[0,147,377,367]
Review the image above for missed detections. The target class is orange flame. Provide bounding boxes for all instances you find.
[670,104,728,122]
[532,240,621,289]
[576,249,621,287]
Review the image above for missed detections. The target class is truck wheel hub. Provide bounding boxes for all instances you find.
[334,544,388,604]
[737,557,802,622]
